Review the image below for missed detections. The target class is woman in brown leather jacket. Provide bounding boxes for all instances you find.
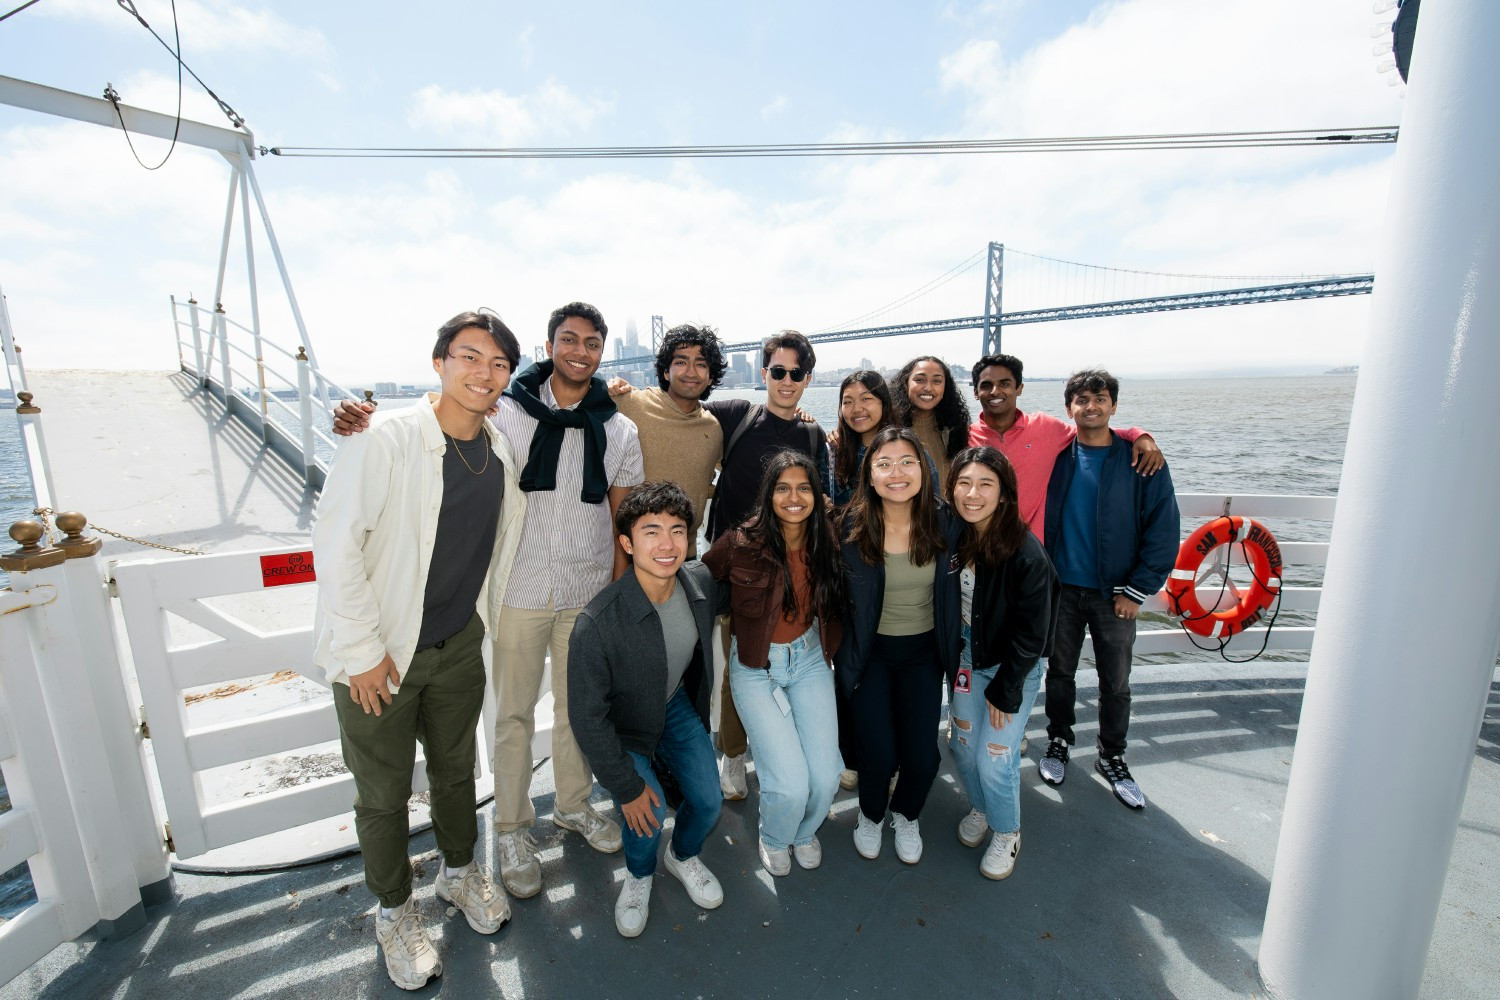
[703,449,848,877]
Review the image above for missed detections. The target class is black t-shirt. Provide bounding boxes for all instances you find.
[705,399,828,540]
[417,430,503,648]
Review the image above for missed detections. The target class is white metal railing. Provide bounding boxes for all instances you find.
[171,296,360,488]
[1,282,57,514]
[0,601,102,985]
[112,544,535,861]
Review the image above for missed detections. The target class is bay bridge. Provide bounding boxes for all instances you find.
[593,241,1374,375]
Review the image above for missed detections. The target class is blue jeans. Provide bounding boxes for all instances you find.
[729,628,842,850]
[622,687,721,878]
[949,644,1042,835]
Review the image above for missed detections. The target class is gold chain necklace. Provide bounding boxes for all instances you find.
[445,431,490,475]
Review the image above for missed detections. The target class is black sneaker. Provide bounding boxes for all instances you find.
[1038,738,1069,786]
[1095,755,1146,810]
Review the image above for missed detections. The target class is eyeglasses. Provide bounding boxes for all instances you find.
[767,365,809,383]
[871,457,922,474]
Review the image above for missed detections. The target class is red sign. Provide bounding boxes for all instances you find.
[260,551,316,588]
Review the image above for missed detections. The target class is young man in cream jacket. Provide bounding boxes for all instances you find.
[313,310,526,991]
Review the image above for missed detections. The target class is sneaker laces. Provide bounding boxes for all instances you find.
[576,807,608,837]
[677,854,714,891]
[622,875,651,908]
[388,906,436,960]
[1098,755,1133,782]
[499,830,537,868]
[457,865,497,906]
[1044,739,1070,764]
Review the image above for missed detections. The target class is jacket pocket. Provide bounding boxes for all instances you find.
[729,567,771,619]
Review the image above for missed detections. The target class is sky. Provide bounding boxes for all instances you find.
[0,1,1405,387]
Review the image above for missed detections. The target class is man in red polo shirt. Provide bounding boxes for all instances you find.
[967,354,1163,539]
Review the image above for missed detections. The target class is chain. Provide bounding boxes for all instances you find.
[33,508,206,556]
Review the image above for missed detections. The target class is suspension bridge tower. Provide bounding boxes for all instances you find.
[982,241,1004,354]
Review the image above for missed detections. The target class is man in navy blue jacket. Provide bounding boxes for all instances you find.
[1039,370,1179,810]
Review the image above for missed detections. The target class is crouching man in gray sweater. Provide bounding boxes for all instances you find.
[568,481,724,938]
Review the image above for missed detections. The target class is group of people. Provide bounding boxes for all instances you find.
[311,302,1181,989]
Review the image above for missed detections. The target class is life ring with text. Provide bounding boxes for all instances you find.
[1166,516,1282,639]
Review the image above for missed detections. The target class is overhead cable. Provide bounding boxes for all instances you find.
[116,0,246,129]
[263,126,1398,160]
[0,0,43,25]
[105,0,183,170]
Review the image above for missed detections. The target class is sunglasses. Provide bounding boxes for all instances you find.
[767,365,809,383]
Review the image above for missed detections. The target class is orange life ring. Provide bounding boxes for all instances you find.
[1166,516,1283,639]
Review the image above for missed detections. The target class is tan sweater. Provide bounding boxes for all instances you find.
[911,411,951,484]
[615,387,723,554]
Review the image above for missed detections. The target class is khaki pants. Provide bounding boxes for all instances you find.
[716,614,748,758]
[335,613,486,908]
[492,603,594,831]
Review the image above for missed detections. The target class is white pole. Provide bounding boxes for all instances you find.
[210,168,238,344]
[238,165,268,434]
[243,161,318,371]
[169,294,184,371]
[188,297,205,381]
[215,305,232,396]
[0,281,27,393]
[296,347,317,483]
[1260,4,1500,999]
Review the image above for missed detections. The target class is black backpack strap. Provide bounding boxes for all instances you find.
[722,403,765,461]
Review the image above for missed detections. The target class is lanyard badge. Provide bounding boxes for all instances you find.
[954,666,972,694]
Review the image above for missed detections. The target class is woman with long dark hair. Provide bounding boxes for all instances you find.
[945,446,1059,880]
[703,449,848,875]
[830,370,895,507]
[889,356,971,482]
[836,426,960,865]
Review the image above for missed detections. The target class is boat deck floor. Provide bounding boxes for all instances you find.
[6,661,1497,999]
[24,369,317,557]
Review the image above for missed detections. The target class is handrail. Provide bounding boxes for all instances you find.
[173,295,363,488]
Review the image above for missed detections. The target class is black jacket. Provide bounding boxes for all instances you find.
[833,504,963,696]
[567,562,715,806]
[967,532,1061,714]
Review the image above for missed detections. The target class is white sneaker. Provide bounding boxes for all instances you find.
[555,804,623,853]
[792,836,823,870]
[758,837,791,876]
[663,844,723,909]
[982,831,1020,880]
[891,813,923,864]
[435,863,510,934]
[838,768,858,790]
[495,829,541,899]
[614,873,653,938]
[375,897,441,990]
[720,754,748,800]
[853,813,883,860]
[957,808,988,848]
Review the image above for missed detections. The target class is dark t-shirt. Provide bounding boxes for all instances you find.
[417,430,503,648]
[705,398,829,540]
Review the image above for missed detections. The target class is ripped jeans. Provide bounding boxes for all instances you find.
[948,647,1043,836]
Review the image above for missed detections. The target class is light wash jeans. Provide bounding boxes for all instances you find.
[729,628,843,851]
[621,687,721,878]
[949,643,1043,836]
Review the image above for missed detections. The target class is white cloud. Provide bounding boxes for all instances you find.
[39,0,328,57]
[760,94,790,119]
[408,82,614,145]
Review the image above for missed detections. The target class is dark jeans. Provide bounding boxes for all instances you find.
[1045,585,1136,757]
[851,631,943,822]
[622,686,722,878]
[335,613,486,908]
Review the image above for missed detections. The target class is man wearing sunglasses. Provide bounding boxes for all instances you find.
[701,330,833,799]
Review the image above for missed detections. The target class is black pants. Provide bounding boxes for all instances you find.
[851,630,943,822]
[1045,585,1136,757]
